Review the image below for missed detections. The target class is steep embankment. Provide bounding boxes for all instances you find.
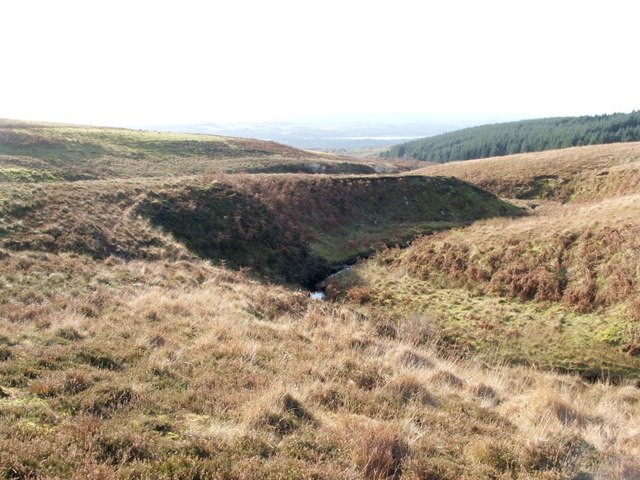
[0,119,383,180]
[413,142,640,201]
[0,174,520,286]
[384,111,640,162]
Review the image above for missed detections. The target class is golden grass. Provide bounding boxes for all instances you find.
[2,139,640,477]
[399,194,640,311]
[1,250,639,478]
[326,190,640,381]
[413,142,640,201]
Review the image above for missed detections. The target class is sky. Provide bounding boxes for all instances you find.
[1,0,639,127]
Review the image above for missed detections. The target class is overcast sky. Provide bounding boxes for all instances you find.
[1,0,639,127]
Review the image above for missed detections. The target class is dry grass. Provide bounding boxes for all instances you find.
[326,188,640,380]
[1,249,639,478]
[0,118,380,179]
[0,173,517,287]
[413,141,640,201]
[399,194,640,314]
[2,137,640,477]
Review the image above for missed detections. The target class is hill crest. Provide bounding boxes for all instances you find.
[0,118,389,180]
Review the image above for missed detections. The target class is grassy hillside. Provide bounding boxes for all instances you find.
[2,119,640,478]
[329,143,640,382]
[413,142,640,201]
[384,111,640,163]
[0,173,519,287]
[2,247,639,479]
[327,195,640,380]
[0,119,385,179]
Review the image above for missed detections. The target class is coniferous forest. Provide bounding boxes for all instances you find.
[384,111,640,162]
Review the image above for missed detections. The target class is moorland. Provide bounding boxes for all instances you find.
[1,120,639,479]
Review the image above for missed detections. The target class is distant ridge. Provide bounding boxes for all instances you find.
[383,111,640,163]
[0,118,381,180]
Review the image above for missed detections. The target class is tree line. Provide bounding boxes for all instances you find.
[383,111,640,162]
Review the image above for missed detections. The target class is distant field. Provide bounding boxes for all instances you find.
[0,119,387,179]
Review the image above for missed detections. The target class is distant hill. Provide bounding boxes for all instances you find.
[0,119,384,180]
[160,116,478,151]
[383,111,640,163]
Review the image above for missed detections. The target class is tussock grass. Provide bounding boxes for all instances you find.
[2,137,639,477]
[1,250,639,478]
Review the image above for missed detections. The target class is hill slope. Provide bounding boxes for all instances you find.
[384,111,640,163]
[1,123,639,477]
[0,119,384,180]
[3,247,639,478]
[0,173,520,287]
[328,194,640,379]
[328,143,640,381]
[413,142,640,201]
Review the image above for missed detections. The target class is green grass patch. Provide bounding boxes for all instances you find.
[328,258,640,381]
[0,168,64,183]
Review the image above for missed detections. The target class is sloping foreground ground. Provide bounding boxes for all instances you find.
[1,252,639,478]
[0,174,519,286]
[327,195,640,381]
[0,119,385,180]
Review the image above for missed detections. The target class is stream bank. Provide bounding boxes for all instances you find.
[135,174,523,288]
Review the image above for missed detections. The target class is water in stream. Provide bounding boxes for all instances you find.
[308,264,354,301]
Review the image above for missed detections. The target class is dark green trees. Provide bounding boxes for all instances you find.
[384,111,640,162]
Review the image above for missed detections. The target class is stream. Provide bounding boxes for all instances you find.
[308,264,354,300]
[306,239,415,300]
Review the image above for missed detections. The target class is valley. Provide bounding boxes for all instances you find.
[1,121,639,479]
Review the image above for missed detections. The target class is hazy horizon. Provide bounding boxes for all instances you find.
[2,1,639,129]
